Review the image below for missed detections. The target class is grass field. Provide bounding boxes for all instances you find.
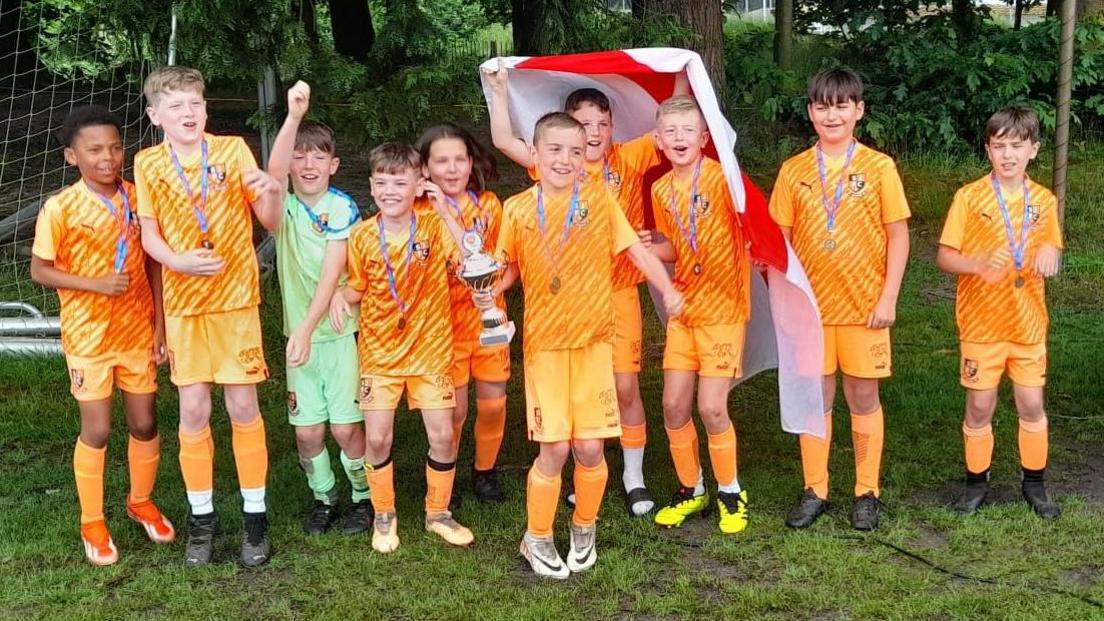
[2,140,1103,620]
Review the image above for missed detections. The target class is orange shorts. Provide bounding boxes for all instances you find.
[960,341,1046,390]
[663,319,745,378]
[523,341,621,443]
[823,324,891,378]
[612,285,643,374]
[359,374,456,412]
[65,348,157,402]
[449,338,511,387]
[165,306,268,386]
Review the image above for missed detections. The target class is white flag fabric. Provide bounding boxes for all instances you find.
[479,48,827,437]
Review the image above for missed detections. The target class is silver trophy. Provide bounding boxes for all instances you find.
[460,231,515,347]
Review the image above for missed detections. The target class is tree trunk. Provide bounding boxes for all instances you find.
[511,0,543,55]
[328,0,374,62]
[641,0,726,91]
[1014,0,1024,29]
[774,0,793,70]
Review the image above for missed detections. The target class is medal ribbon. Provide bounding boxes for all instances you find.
[815,140,857,234]
[377,213,417,316]
[667,158,703,254]
[443,190,487,236]
[88,182,132,274]
[168,140,210,242]
[990,172,1033,272]
[298,188,361,234]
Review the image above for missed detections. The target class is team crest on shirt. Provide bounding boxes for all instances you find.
[1026,205,1041,224]
[359,378,373,402]
[574,201,590,228]
[287,392,299,416]
[605,170,622,195]
[848,173,867,198]
[412,240,431,263]
[311,213,329,236]
[70,369,85,392]
[963,358,979,383]
[206,164,228,189]
[693,193,711,218]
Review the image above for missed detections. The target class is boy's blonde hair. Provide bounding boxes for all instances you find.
[368,142,421,176]
[532,112,585,146]
[655,95,704,122]
[986,106,1040,144]
[143,66,205,107]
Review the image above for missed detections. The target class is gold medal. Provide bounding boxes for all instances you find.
[201,238,214,250]
[693,262,703,276]
[1014,276,1025,288]
[397,317,406,330]
[550,275,561,294]
[824,238,836,251]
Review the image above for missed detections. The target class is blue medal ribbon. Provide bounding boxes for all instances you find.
[443,190,487,236]
[298,187,361,234]
[667,158,703,254]
[815,140,857,234]
[377,213,417,318]
[990,172,1033,273]
[88,181,132,274]
[536,178,581,252]
[168,140,210,246]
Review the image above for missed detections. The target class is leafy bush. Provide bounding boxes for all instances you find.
[726,16,1104,155]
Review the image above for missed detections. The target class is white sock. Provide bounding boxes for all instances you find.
[241,487,266,513]
[694,471,706,497]
[621,447,646,491]
[187,490,214,515]
[718,479,742,494]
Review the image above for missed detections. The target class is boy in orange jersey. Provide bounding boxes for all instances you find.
[135,66,284,567]
[485,61,688,516]
[768,69,910,531]
[414,123,512,505]
[936,106,1062,519]
[645,96,751,535]
[31,106,174,566]
[330,143,474,554]
[496,112,683,579]
[267,82,371,536]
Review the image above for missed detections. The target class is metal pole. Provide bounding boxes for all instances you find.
[258,66,277,167]
[168,7,178,66]
[1054,0,1076,228]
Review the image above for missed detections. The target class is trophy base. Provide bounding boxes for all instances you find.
[478,321,515,348]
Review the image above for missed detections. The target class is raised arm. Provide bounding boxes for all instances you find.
[268,80,311,191]
[483,59,534,169]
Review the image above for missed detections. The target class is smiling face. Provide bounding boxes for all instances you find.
[654,110,709,170]
[370,166,419,220]
[290,147,339,198]
[146,87,207,151]
[807,98,865,148]
[986,132,1040,185]
[530,125,586,193]
[64,124,124,194]
[570,102,613,163]
[422,137,473,198]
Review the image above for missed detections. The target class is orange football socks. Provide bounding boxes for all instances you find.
[851,408,884,497]
[572,458,609,527]
[425,458,457,515]
[74,439,106,524]
[665,421,701,489]
[1018,417,1049,471]
[367,459,396,514]
[231,416,268,513]
[707,424,740,493]
[179,426,215,514]
[963,422,994,474]
[526,464,561,537]
[799,412,833,499]
[127,434,160,505]
[473,396,507,471]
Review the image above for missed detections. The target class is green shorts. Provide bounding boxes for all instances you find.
[287,335,361,426]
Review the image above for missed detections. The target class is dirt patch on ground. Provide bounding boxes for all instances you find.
[1052,441,1104,504]
[1060,566,1104,588]
[912,523,950,550]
